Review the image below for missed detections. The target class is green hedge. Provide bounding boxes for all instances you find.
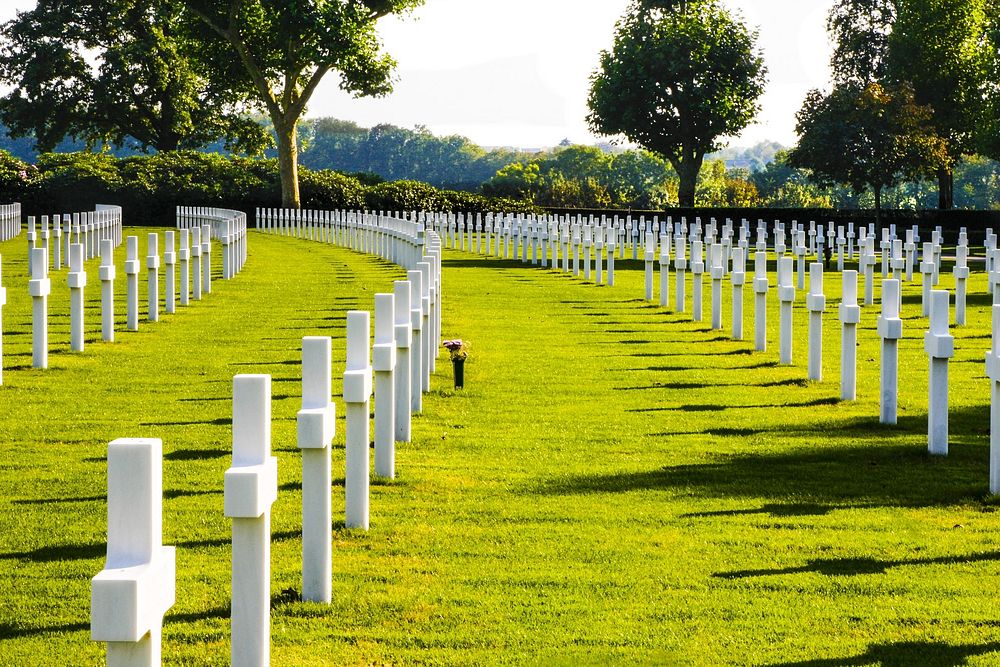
[0,149,540,224]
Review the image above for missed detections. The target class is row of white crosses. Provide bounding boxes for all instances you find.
[406,210,1000,494]
[359,211,1000,491]
[5,210,247,379]
[0,202,22,241]
[26,205,123,277]
[175,207,248,279]
[256,208,434,270]
[91,228,443,666]
[423,212,971,300]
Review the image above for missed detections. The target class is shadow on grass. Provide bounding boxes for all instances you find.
[627,397,841,413]
[615,377,808,391]
[0,542,104,562]
[715,550,1000,579]
[141,417,231,427]
[442,258,528,270]
[165,488,219,500]
[681,502,843,519]
[165,448,229,461]
[228,359,300,367]
[167,606,230,624]
[534,434,987,508]
[621,348,755,358]
[631,361,779,373]
[0,621,89,640]
[175,529,299,551]
[767,640,1000,666]
[12,495,104,505]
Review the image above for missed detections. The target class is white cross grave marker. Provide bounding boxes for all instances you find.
[839,270,860,400]
[986,305,1000,494]
[297,337,335,603]
[344,312,373,529]
[806,263,826,381]
[955,245,970,325]
[225,375,278,667]
[125,236,140,332]
[178,229,190,307]
[394,280,413,443]
[147,234,160,322]
[731,247,746,341]
[877,279,903,424]
[29,247,50,368]
[778,256,795,365]
[753,251,768,352]
[191,227,202,301]
[925,289,954,456]
[691,240,705,322]
[100,240,116,342]
[164,231,176,315]
[374,294,397,478]
[68,243,87,352]
[91,438,175,667]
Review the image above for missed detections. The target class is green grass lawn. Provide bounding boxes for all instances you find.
[1,229,999,665]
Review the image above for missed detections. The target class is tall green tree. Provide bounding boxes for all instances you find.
[184,0,423,208]
[978,1,1000,160]
[0,0,266,153]
[587,0,766,206]
[886,0,992,209]
[827,0,897,84]
[825,0,994,209]
[788,82,948,220]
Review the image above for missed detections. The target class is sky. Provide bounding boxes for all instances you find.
[0,0,836,150]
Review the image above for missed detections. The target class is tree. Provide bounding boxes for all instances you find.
[978,1,1000,161]
[185,0,423,208]
[827,0,896,84]
[788,82,948,221]
[587,0,766,206]
[0,0,266,153]
[605,150,674,208]
[886,0,992,209]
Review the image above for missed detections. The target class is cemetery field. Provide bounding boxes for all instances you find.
[2,231,1000,665]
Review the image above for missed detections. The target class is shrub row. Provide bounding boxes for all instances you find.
[0,150,541,225]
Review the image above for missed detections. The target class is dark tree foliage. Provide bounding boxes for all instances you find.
[825,0,995,208]
[827,0,897,84]
[0,0,266,154]
[886,0,992,209]
[789,82,948,220]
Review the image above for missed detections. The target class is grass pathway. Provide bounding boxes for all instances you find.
[0,232,998,665]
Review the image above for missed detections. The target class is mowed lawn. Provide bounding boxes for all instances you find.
[0,229,999,665]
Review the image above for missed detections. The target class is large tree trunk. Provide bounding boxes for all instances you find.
[676,157,701,208]
[937,167,953,210]
[276,118,301,209]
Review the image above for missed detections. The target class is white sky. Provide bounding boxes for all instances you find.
[0,0,835,150]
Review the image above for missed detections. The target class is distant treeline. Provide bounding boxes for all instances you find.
[0,150,540,226]
[0,117,783,191]
[3,117,1000,214]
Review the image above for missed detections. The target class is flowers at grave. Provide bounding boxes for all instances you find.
[442,339,469,361]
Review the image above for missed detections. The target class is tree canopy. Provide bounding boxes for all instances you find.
[827,0,896,85]
[0,0,267,154]
[587,0,766,206]
[184,0,423,208]
[823,0,995,208]
[886,0,992,208]
[789,82,948,219]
